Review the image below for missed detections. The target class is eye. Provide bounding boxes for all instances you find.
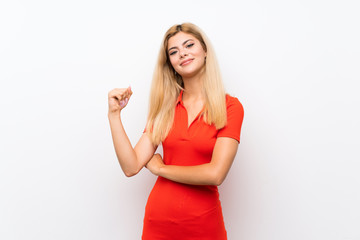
[186,43,194,48]
[169,51,177,56]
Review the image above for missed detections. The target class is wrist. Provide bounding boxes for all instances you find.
[155,154,165,176]
[108,111,121,119]
[157,164,165,177]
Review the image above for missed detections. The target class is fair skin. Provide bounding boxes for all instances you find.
[108,31,238,185]
[108,87,156,177]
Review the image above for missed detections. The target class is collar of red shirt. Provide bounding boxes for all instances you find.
[176,90,206,117]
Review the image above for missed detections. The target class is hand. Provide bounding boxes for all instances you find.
[108,86,133,114]
[146,154,165,176]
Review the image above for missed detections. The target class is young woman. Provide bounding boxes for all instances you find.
[108,23,244,240]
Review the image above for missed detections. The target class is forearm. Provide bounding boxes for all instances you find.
[158,163,222,186]
[108,112,139,176]
[149,138,238,186]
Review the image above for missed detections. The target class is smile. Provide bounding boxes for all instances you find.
[180,59,194,66]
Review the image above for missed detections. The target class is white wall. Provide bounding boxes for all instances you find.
[1,0,359,239]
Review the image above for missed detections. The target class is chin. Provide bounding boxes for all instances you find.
[180,71,197,78]
[179,67,204,78]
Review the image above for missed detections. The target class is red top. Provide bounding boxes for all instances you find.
[142,91,244,240]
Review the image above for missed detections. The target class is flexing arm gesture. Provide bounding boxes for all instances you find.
[108,87,157,177]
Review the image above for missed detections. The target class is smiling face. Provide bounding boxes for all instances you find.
[167,32,207,79]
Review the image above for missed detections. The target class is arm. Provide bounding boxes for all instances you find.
[108,87,157,177]
[146,137,238,186]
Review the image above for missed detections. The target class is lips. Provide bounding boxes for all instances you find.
[180,58,194,66]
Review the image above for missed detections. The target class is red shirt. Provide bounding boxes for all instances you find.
[142,91,244,240]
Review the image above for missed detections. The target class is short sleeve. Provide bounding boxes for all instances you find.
[217,95,244,143]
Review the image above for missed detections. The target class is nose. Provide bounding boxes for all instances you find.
[180,50,188,58]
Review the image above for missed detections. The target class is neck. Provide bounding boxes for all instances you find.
[182,75,204,101]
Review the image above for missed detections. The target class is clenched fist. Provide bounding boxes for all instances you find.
[108,86,133,114]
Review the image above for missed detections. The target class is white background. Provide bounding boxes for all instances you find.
[1,0,359,239]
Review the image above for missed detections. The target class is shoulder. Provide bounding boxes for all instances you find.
[217,94,244,142]
[225,94,244,115]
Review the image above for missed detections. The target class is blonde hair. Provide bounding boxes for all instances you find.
[146,23,227,145]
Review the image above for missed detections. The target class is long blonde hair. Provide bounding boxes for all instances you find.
[146,23,227,145]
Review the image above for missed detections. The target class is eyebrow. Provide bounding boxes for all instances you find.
[168,39,194,52]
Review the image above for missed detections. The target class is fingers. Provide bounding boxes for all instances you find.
[127,86,133,95]
[119,97,129,108]
[108,87,132,102]
[108,86,133,112]
[118,88,132,107]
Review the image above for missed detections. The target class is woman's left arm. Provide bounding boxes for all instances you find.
[146,137,238,186]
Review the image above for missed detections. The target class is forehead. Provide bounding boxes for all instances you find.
[168,32,197,48]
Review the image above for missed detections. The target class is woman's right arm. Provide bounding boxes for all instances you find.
[108,87,157,177]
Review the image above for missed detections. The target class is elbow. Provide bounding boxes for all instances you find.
[119,159,142,177]
[213,176,225,186]
[210,170,225,186]
[124,171,136,177]
[123,167,141,178]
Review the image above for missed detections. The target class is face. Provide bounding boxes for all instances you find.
[167,32,207,79]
